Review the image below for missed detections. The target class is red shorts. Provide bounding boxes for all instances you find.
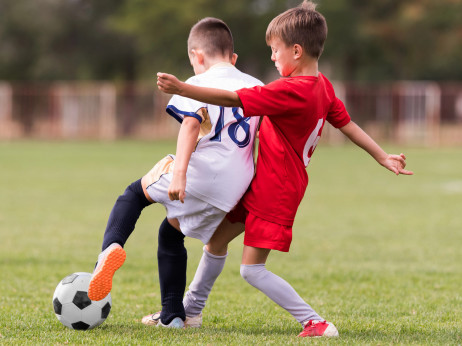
[226,201,292,252]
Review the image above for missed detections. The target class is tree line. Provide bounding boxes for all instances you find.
[1,0,461,82]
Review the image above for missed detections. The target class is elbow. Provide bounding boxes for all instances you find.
[183,116,201,132]
[190,120,201,132]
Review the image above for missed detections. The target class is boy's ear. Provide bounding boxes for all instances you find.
[293,44,303,60]
[191,49,205,65]
[231,53,238,66]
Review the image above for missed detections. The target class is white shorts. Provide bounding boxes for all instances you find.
[145,155,226,244]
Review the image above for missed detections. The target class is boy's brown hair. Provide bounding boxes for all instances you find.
[188,17,234,60]
[265,0,327,59]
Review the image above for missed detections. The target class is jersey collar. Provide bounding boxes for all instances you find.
[209,62,234,70]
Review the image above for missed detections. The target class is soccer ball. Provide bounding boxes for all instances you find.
[52,272,112,330]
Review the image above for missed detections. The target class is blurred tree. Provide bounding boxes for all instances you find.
[320,0,462,80]
[110,0,291,80]
[0,0,136,80]
[0,0,461,81]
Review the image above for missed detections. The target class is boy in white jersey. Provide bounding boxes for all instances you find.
[87,17,263,328]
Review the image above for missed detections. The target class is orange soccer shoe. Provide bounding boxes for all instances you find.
[298,320,339,338]
[88,243,126,301]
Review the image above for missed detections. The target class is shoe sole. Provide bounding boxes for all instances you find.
[88,246,126,301]
[157,317,184,329]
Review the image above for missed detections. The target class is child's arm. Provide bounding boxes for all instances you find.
[157,72,242,107]
[339,121,413,175]
[169,116,201,203]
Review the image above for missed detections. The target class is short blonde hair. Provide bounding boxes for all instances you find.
[188,17,234,59]
[265,0,327,59]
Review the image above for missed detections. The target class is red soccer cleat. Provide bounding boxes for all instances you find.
[298,320,339,337]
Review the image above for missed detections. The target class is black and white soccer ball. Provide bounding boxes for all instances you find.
[52,272,112,330]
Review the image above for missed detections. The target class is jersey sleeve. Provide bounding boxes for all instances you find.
[166,78,208,123]
[236,79,288,117]
[326,97,351,128]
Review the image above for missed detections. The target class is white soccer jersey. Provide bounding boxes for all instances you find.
[166,63,263,212]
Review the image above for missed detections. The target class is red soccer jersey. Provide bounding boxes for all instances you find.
[236,73,351,226]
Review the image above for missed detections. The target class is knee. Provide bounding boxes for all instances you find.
[205,242,228,257]
[158,218,186,253]
[240,264,262,284]
[122,179,151,206]
[240,265,250,282]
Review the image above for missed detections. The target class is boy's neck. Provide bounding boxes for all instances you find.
[204,56,234,71]
[292,59,319,77]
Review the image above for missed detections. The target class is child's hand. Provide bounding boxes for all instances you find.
[157,72,182,94]
[168,173,187,203]
[381,153,414,175]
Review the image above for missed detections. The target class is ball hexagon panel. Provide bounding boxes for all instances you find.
[56,315,73,330]
[61,273,79,285]
[61,302,84,323]
[80,304,105,328]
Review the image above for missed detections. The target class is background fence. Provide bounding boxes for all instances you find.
[1,81,461,146]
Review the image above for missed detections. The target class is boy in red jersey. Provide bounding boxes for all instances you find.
[157,0,413,337]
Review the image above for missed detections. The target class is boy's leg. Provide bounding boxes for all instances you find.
[158,217,187,325]
[101,178,152,250]
[239,245,323,324]
[88,178,152,301]
[183,219,244,317]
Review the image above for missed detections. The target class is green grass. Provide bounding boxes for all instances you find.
[0,140,461,345]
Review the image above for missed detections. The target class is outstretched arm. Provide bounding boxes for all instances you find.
[339,121,413,175]
[157,72,242,108]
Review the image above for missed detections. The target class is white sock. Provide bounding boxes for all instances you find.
[240,264,322,324]
[183,246,227,317]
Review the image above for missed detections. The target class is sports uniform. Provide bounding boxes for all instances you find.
[182,73,350,330]
[158,5,409,338]
[144,62,263,244]
[229,73,351,251]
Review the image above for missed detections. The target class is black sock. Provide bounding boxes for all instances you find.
[157,218,187,324]
[101,179,151,250]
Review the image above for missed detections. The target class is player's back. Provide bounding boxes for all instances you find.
[166,64,263,212]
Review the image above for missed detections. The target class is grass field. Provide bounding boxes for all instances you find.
[0,140,461,345]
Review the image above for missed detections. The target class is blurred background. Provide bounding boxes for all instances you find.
[1,0,461,145]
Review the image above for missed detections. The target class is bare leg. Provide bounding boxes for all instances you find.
[241,245,271,264]
[207,218,245,255]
